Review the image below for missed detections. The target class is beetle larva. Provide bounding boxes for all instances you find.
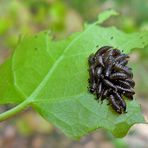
[88,46,135,114]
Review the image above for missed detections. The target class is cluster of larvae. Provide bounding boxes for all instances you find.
[88,46,135,114]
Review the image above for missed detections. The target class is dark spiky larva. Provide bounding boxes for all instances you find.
[88,46,135,114]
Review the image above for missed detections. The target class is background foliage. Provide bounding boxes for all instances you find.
[0,0,148,148]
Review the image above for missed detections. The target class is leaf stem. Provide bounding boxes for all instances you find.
[0,99,30,121]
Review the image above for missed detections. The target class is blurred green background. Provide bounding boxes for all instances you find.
[0,0,148,148]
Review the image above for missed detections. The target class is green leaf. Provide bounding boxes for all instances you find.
[0,59,24,104]
[0,10,147,139]
[33,96,144,139]
[97,9,118,24]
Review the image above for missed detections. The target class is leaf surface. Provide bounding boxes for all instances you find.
[0,10,147,138]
